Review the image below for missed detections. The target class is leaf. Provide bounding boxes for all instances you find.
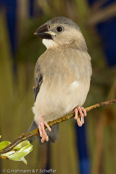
[0,141,11,151]
[14,141,31,151]
[9,144,33,159]
[20,157,27,165]
[5,155,27,164]
[1,142,33,164]
[1,151,15,157]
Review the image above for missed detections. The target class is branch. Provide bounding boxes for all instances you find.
[0,98,116,157]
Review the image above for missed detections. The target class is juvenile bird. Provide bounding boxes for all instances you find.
[29,16,92,143]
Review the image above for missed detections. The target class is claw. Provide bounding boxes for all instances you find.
[38,116,51,143]
[74,106,87,127]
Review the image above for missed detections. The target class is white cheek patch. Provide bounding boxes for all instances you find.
[42,39,58,49]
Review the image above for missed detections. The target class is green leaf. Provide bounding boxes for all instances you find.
[20,157,27,165]
[8,144,33,159]
[5,155,27,164]
[0,141,11,151]
[1,142,33,164]
[1,151,15,157]
[14,141,31,151]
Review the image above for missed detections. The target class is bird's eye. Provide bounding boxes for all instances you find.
[57,26,63,32]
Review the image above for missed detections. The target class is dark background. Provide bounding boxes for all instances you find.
[0,0,116,174]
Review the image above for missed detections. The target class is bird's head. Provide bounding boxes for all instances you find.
[34,16,87,50]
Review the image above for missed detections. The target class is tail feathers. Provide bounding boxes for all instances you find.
[47,124,59,143]
[27,121,59,143]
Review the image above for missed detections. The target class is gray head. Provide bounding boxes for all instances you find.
[46,16,80,30]
[34,16,87,50]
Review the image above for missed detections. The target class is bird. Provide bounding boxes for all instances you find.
[28,16,92,143]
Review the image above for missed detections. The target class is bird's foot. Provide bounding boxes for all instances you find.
[38,116,51,143]
[74,106,87,127]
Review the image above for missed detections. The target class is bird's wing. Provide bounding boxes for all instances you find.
[33,62,43,101]
[31,59,59,143]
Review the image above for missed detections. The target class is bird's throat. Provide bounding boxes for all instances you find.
[42,39,58,49]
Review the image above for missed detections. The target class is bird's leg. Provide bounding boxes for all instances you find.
[38,116,51,143]
[74,106,87,127]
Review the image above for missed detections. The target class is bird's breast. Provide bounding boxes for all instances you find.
[33,48,92,123]
[33,77,90,123]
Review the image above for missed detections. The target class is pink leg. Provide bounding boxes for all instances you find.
[38,116,51,143]
[74,106,87,127]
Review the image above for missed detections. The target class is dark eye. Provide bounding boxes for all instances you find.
[57,26,63,32]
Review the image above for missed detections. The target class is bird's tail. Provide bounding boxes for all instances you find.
[27,121,59,143]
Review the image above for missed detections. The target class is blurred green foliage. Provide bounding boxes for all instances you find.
[16,17,48,63]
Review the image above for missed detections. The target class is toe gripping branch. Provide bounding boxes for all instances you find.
[0,99,116,155]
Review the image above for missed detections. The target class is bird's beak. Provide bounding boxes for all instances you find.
[34,24,56,40]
